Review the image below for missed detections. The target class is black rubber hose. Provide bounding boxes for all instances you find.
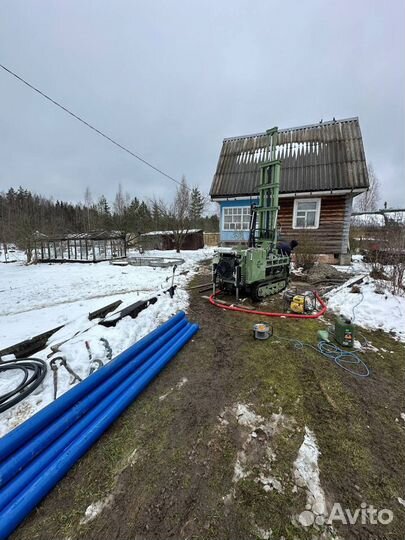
[0,358,47,413]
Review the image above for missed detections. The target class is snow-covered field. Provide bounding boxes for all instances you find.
[0,249,213,436]
[327,256,405,342]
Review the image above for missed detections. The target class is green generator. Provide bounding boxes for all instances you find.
[335,315,354,348]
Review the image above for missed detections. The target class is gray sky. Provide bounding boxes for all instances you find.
[0,0,404,207]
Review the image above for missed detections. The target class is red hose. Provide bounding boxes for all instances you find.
[209,290,327,319]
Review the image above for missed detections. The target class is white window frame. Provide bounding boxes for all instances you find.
[222,206,251,231]
[292,198,321,229]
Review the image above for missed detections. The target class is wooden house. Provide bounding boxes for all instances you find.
[210,117,369,263]
[140,229,204,250]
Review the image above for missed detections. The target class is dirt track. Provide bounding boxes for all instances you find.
[11,263,405,540]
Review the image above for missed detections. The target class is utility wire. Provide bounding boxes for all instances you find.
[0,62,186,189]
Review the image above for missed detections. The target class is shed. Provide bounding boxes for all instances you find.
[210,117,370,263]
[33,231,126,263]
[140,229,204,250]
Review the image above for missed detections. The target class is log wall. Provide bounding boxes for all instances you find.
[278,194,352,255]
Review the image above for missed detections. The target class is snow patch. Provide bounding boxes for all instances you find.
[252,524,273,539]
[293,427,326,517]
[159,377,188,401]
[176,377,188,389]
[233,451,249,482]
[327,278,405,342]
[257,472,283,493]
[140,229,202,236]
[0,249,213,437]
[233,403,285,437]
[220,403,289,496]
[126,448,139,467]
[234,403,264,428]
[80,494,114,524]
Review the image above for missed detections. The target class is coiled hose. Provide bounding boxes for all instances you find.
[276,335,370,378]
[0,358,47,413]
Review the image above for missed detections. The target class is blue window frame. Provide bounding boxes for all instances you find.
[223,206,251,231]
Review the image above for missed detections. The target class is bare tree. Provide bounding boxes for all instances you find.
[113,183,127,228]
[84,186,92,231]
[15,214,36,263]
[84,186,92,207]
[151,176,191,252]
[355,163,381,212]
[125,190,131,208]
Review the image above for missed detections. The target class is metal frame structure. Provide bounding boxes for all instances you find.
[33,231,126,263]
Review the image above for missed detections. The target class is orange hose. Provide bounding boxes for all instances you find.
[209,290,327,319]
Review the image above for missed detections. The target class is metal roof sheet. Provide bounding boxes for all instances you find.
[33,230,125,241]
[210,117,369,197]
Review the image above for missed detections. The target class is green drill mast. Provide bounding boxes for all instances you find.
[213,127,291,301]
[252,127,281,250]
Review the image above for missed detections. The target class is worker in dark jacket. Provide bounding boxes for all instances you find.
[277,239,298,256]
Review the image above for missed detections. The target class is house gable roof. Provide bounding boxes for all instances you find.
[210,117,369,198]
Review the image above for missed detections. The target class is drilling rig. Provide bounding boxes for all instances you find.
[212,127,291,302]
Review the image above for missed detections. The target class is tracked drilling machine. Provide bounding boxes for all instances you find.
[212,127,291,302]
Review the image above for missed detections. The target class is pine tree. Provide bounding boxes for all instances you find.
[151,200,161,231]
[97,195,112,229]
[190,187,205,228]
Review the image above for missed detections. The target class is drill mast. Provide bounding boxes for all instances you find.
[213,126,290,302]
[249,127,281,251]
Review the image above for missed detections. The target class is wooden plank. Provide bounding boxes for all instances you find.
[99,296,158,328]
[324,273,368,299]
[0,325,64,359]
[88,300,123,321]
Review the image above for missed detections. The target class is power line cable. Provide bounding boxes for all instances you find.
[0,62,187,189]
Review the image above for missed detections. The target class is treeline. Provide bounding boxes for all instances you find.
[0,184,219,249]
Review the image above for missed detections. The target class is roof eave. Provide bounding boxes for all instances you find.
[211,187,368,201]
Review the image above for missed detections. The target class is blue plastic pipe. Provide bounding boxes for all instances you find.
[0,317,188,487]
[0,311,186,461]
[0,323,193,513]
[0,323,199,540]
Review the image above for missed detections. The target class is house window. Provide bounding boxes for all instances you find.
[293,198,321,229]
[223,206,251,230]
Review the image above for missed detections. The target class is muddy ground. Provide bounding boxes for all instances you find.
[11,262,405,540]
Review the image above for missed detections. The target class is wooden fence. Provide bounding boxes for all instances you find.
[203,232,220,246]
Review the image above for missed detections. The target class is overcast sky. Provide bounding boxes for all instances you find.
[0,0,404,207]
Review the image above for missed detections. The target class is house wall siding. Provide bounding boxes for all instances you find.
[341,195,354,254]
[219,199,258,243]
[278,195,349,254]
[218,194,350,255]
